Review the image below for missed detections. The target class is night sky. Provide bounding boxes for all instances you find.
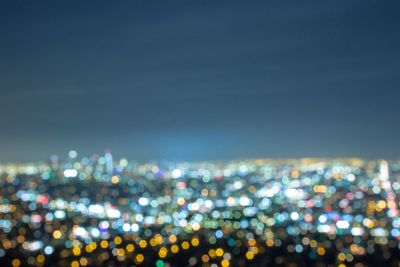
[1,1,400,162]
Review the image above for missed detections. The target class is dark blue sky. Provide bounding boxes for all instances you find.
[1,1,400,162]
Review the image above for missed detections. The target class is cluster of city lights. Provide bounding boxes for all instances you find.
[1,153,400,266]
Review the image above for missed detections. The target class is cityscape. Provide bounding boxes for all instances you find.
[1,152,400,266]
[2,1,400,266]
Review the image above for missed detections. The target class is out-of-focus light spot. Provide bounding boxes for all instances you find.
[126,244,135,252]
[122,223,131,232]
[172,169,182,178]
[202,255,210,263]
[131,223,139,232]
[313,185,327,193]
[12,259,21,267]
[44,246,54,255]
[138,197,149,206]
[53,210,66,220]
[111,175,119,184]
[336,220,350,229]
[156,259,165,267]
[245,251,254,260]
[64,169,78,178]
[181,241,190,250]
[72,247,81,256]
[106,207,121,218]
[290,212,299,221]
[135,254,144,263]
[216,248,224,257]
[221,259,230,267]
[79,258,88,266]
[171,245,179,253]
[139,240,147,249]
[351,227,364,236]
[53,230,62,239]
[100,240,108,249]
[68,150,78,158]
[73,227,89,238]
[191,237,199,247]
[177,197,185,206]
